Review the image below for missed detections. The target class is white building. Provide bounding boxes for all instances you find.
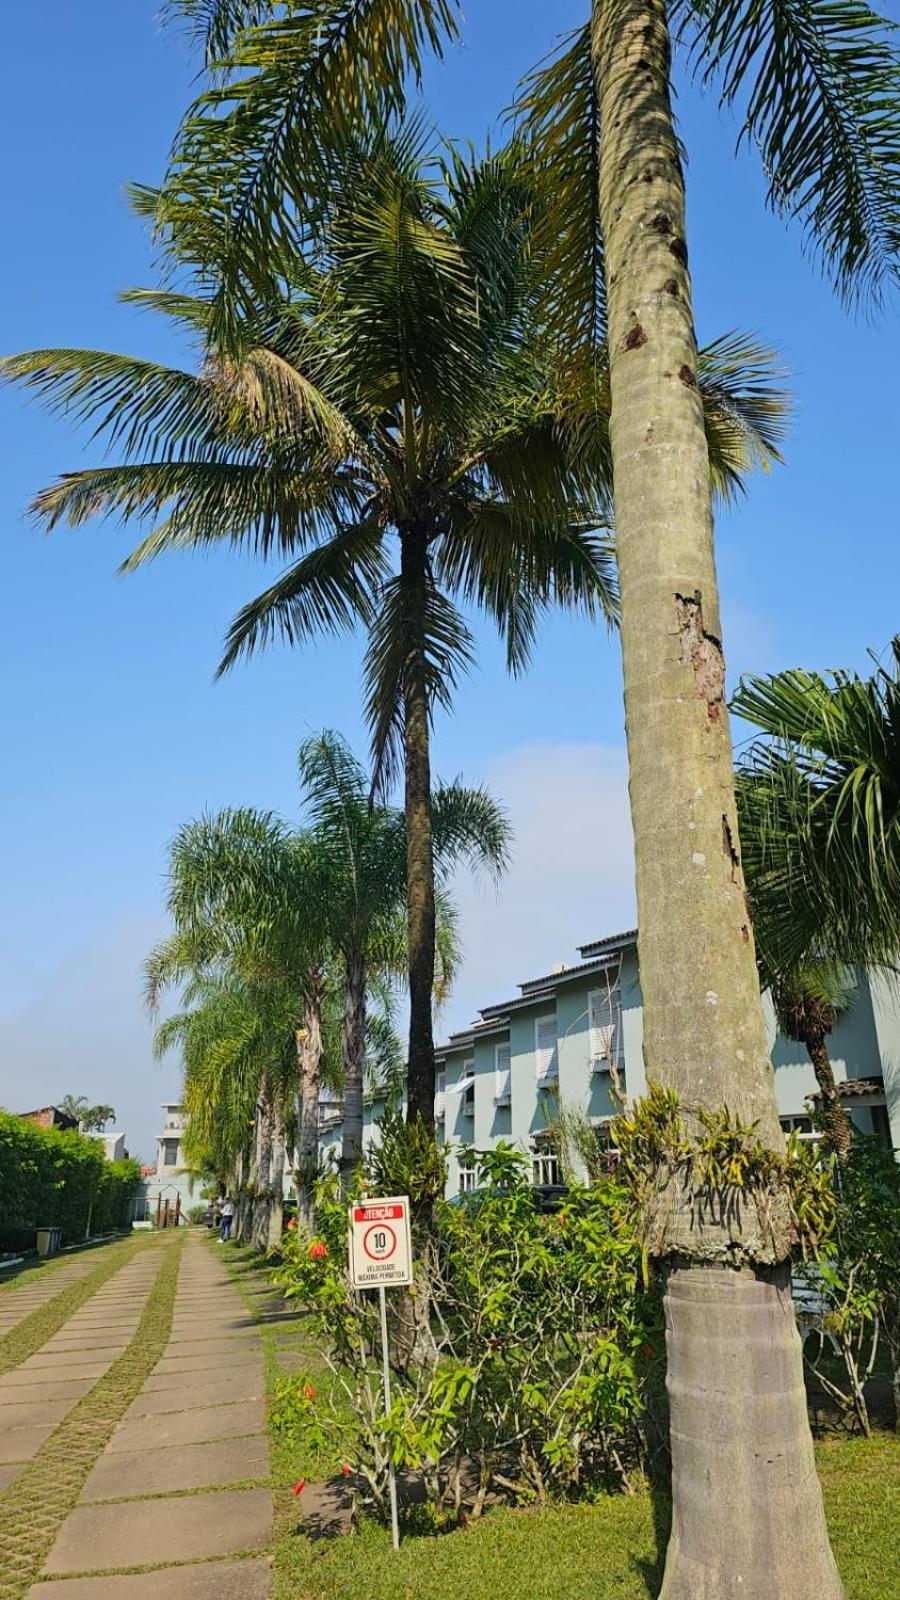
[88,1130,127,1162]
[321,928,900,1194]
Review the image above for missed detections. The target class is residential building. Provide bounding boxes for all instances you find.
[156,1103,187,1174]
[131,1102,196,1222]
[16,1105,79,1132]
[321,929,900,1194]
[87,1130,127,1162]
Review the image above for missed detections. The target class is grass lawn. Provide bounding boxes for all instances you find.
[218,1241,900,1600]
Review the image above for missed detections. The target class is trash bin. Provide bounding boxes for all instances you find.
[36,1227,60,1258]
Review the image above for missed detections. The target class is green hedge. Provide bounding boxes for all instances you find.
[0,1112,141,1250]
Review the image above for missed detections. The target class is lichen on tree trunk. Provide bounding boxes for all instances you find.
[592,0,845,1589]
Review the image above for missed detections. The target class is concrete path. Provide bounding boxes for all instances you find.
[31,1235,272,1597]
[0,1253,162,1483]
[0,1258,106,1338]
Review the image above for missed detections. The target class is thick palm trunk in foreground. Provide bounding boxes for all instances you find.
[340,951,367,1187]
[296,997,322,1228]
[401,523,437,1131]
[593,1,844,1593]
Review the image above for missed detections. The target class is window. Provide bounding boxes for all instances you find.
[534,1015,559,1086]
[494,1042,512,1105]
[435,1070,446,1122]
[588,979,623,1073]
[459,1157,477,1193]
[780,1115,817,1143]
[161,1139,179,1166]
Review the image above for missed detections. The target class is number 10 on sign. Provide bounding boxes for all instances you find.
[348,1196,412,1550]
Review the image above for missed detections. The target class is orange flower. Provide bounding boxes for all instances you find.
[341,1463,351,1478]
[286,1217,297,1231]
[304,1383,315,1400]
[293,1479,306,1497]
[308,1238,329,1260]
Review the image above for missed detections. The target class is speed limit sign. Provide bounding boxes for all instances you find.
[348,1195,412,1288]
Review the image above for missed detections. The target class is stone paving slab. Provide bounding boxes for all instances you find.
[0,1396,73,1427]
[41,1338,129,1355]
[144,1356,263,1391]
[14,1359,116,1380]
[0,1422,55,1462]
[80,1434,270,1501]
[165,1333,259,1352]
[108,1398,265,1453]
[29,1555,272,1599]
[0,1378,93,1405]
[152,1347,264,1376]
[123,1372,264,1418]
[42,1488,273,1573]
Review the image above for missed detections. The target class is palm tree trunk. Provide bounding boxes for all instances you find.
[296,992,322,1229]
[340,950,367,1188]
[267,1098,286,1252]
[401,522,437,1132]
[593,1,844,1593]
[803,1030,853,1161]
[252,1092,273,1251]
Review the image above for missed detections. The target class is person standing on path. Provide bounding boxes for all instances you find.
[219,1198,235,1243]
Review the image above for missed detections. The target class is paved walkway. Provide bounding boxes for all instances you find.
[0,1258,108,1339]
[0,1251,162,1489]
[0,1235,272,1598]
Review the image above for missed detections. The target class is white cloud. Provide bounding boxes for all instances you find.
[442,743,636,1036]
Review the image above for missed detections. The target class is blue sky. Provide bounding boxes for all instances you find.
[1,3,898,1159]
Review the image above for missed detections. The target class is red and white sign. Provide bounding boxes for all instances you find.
[348,1195,412,1288]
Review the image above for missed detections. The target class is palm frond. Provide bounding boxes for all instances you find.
[159,0,461,344]
[363,576,476,798]
[513,25,605,345]
[217,517,387,673]
[430,780,513,882]
[677,0,900,303]
[0,348,228,462]
[698,331,790,500]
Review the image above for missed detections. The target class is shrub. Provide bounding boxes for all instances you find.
[0,1113,140,1248]
[802,1137,900,1433]
[273,1146,659,1524]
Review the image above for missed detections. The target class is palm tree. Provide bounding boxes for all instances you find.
[297,729,509,1177]
[0,130,784,1141]
[735,642,900,1160]
[511,11,900,1591]
[80,1104,116,1133]
[58,1096,116,1132]
[146,812,334,1229]
[155,970,298,1247]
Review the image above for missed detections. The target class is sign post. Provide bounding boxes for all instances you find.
[348,1196,412,1551]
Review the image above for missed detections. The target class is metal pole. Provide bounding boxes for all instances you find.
[379,1285,400,1550]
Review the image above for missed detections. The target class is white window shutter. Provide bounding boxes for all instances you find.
[535,1016,558,1082]
[495,1042,511,1099]
[589,984,622,1066]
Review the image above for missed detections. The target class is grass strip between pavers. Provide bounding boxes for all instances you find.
[0,1231,184,1600]
[0,1236,154,1380]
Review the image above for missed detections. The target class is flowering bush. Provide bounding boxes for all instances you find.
[272,1145,659,1523]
